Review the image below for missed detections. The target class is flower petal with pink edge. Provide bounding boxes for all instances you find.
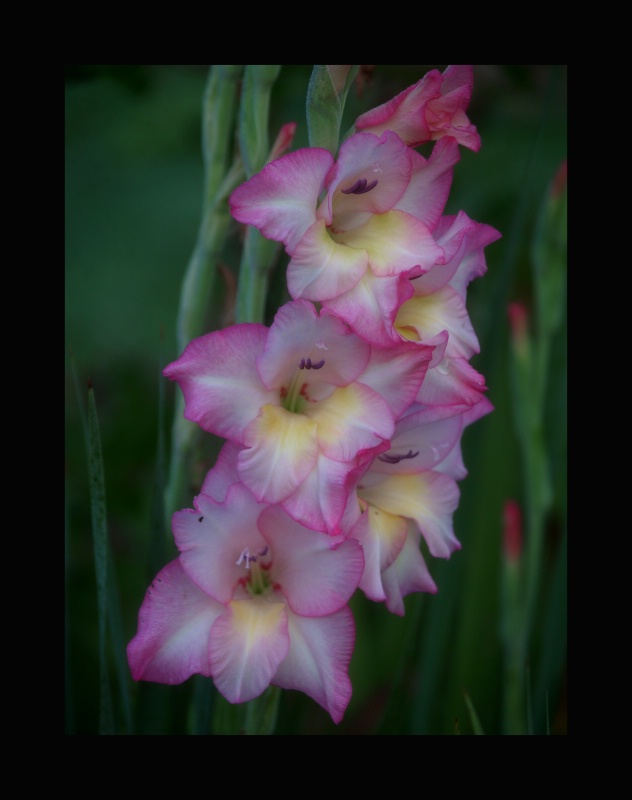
[353,70,443,146]
[309,383,393,462]
[447,218,502,298]
[324,270,415,347]
[287,218,369,301]
[370,410,464,475]
[256,299,370,390]
[163,323,275,442]
[258,505,364,616]
[341,210,444,277]
[425,65,481,151]
[410,211,478,295]
[355,504,408,602]
[239,404,319,503]
[209,598,289,704]
[395,286,480,359]
[127,559,223,684]
[200,440,242,502]
[280,451,356,534]
[173,483,266,604]
[358,340,435,419]
[396,138,461,230]
[229,147,333,253]
[353,66,480,151]
[273,606,356,724]
[361,471,461,558]
[417,355,488,408]
[326,130,413,228]
[382,523,438,617]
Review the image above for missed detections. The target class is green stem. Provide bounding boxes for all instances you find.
[234,66,282,326]
[244,686,281,735]
[235,229,282,325]
[165,66,244,523]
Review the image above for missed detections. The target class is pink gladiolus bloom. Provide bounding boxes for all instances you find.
[353,65,481,152]
[163,299,434,529]
[346,398,492,614]
[127,482,364,724]
[395,213,501,408]
[230,132,462,346]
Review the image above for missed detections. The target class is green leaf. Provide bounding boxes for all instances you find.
[306,65,359,155]
[463,689,486,735]
[87,383,114,734]
[238,65,282,178]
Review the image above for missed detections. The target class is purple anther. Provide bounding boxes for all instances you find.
[378,449,420,464]
[341,178,379,195]
[299,357,326,370]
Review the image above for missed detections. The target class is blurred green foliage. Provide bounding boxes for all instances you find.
[65,65,567,735]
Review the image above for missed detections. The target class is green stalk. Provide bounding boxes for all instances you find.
[502,164,566,734]
[244,686,281,735]
[165,66,244,522]
[235,65,282,325]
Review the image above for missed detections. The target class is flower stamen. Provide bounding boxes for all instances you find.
[299,357,326,370]
[378,449,419,464]
[341,178,378,195]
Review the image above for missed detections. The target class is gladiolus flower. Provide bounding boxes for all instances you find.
[346,398,492,613]
[353,65,481,152]
[230,132,461,346]
[127,482,364,724]
[163,299,434,530]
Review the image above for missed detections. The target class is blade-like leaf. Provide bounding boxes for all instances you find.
[87,382,114,734]
[306,65,359,155]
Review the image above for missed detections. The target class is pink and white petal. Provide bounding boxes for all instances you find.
[324,271,414,348]
[229,147,333,253]
[426,65,481,151]
[359,340,435,419]
[434,435,468,481]
[395,287,480,359]
[163,324,275,442]
[173,484,266,604]
[273,606,356,725]
[382,524,438,616]
[362,471,461,558]
[411,211,478,295]
[417,355,488,407]
[310,383,394,462]
[127,559,223,684]
[353,72,442,146]
[200,440,243,501]
[239,404,319,503]
[448,220,502,298]
[280,452,354,534]
[372,413,464,474]
[287,219,369,301]
[462,394,494,426]
[355,504,408,601]
[342,210,444,277]
[329,131,412,227]
[257,300,370,390]
[396,137,461,229]
[258,505,364,615]
[209,598,289,704]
